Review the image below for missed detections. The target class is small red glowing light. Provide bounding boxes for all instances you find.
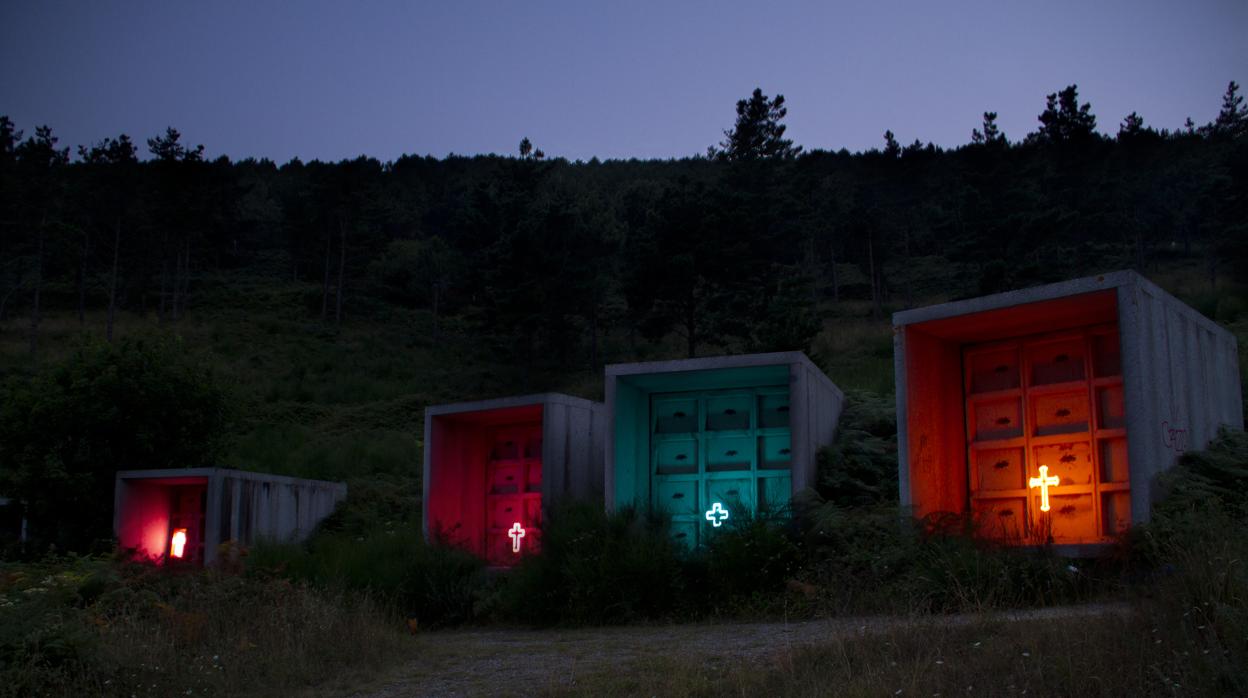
[170,528,188,559]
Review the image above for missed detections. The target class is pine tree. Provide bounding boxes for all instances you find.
[971,111,1005,146]
[882,130,900,158]
[1212,81,1247,138]
[1032,85,1098,144]
[712,88,801,161]
[1117,111,1155,143]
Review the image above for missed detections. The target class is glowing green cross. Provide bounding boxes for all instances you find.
[705,502,729,527]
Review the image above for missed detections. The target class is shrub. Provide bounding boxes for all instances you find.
[816,390,898,506]
[495,502,687,625]
[248,526,486,628]
[700,508,802,612]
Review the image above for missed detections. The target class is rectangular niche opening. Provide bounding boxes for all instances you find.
[963,322,1128,546]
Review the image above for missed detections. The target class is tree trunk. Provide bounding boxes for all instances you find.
[1207,248,1217,292]
[321,229,332,322]
[171,242,182,322]
[430,281,441,348]
[684,298,697,358]
[107,218,120,342]
[902,225,913,309]
[588,292,599,373]
[829,239,839,304]
[806,236,819,304]
[0,281,20,326]
[175,237,191,320]
[158,254,168,324]
[28,214,46,357]
[77,230,88,325]
[334,221,346,328]
[868,231,882,320]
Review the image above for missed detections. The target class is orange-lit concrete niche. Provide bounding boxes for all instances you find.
[423,394,604,566]
[894,271,1242,549]
[114,469,347,565]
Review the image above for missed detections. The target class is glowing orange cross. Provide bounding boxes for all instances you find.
[508,522,526,554]
[1028,465,1060,512]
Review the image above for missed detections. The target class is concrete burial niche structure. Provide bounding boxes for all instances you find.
[894,270,1243,549]
[114,468,347,565]
[606,352,844,547]
[423,393,605,566]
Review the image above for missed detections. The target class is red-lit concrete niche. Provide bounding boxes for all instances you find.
[115,474,208,564]
[114,468,347,565]
[894,271,1242,550]
[423,394,604,567]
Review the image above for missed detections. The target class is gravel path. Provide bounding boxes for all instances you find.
[346,603,1130,697]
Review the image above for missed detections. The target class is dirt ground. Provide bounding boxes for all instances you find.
[343,604,1130,697]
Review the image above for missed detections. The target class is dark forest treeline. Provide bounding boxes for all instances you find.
[2,82,1247,370]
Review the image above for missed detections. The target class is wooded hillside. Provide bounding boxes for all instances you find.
[2,83,1246,377]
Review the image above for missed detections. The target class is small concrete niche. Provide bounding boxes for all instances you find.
[114,468,347,565]
[893,270,1243,551]
[422,394,605,566]
[605,352,844,548]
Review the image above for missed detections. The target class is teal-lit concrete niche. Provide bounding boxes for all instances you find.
[605,352,844,547]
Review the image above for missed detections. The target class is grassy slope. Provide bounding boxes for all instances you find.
[2,258,1246,696]
[1,258,1243,489]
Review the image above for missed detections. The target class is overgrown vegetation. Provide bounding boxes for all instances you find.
[4,431,1245,695]
[0,557,407,697]
[551,433,1248,697]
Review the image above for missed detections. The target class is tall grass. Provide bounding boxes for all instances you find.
[0,557,408,697]
[248,527,486,628]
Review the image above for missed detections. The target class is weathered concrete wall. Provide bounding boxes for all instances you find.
[1117,277,1244,519]
[790,358,846,493]
[213,470,347,552]
[541,397,607,502]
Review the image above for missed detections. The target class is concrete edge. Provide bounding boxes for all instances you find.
[892,270,1140,327]
[115,468,347,493]
[424,392,600,418]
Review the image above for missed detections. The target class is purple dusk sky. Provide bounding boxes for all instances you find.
[2,1,1244,163]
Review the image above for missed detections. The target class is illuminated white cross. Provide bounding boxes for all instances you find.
[508,522,526,553]
[705,502,729,528]
[1028,465,1061,513]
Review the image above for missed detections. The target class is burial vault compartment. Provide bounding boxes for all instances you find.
[422,393,605,566]
[893,270,1243,549]
[605,352,844,547]
[114,468,347,565]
